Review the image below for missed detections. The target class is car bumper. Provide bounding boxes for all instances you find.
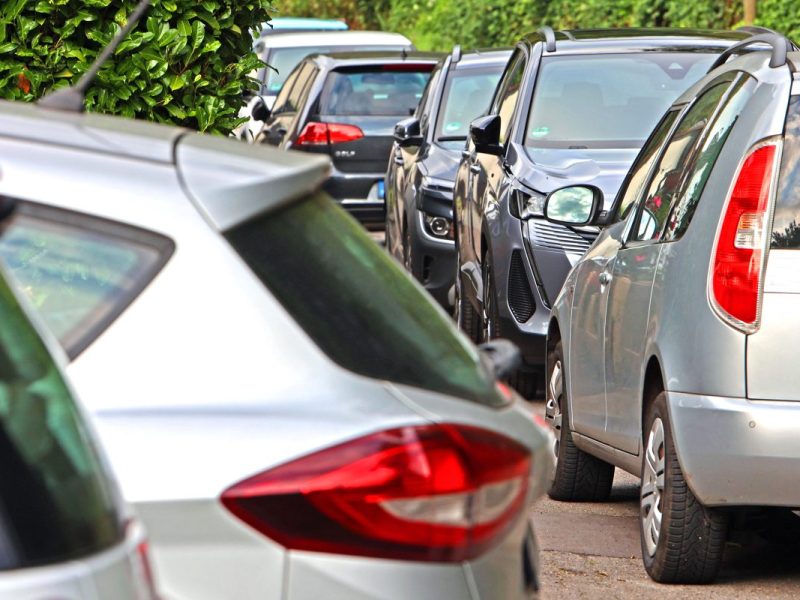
[667,391,800,508]
[410,212,456,309]
[322,171,386,228]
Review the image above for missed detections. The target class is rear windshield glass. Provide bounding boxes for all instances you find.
[319,67,431,117]
[435,66,504,144]
[0,268,123,569]
[0,202,174,358]
[772,94,800,248]
[225,192,506,407]
[264,46,407,93]
[526,52,716,162]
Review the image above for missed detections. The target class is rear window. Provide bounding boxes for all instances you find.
[0,267,123,569]
[435,66,504,145]
[0,202,174,358]
[772,94,800,248]
[225,192,506,407]
[319,67,432,117]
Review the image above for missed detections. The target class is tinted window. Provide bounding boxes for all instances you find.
[632,81,730,242]
[525,53,716,167]
[493,52,525,145]
[772,94,800,248]
[615,110,679,221]
[664,75,753,241]
[319,67,431,117]
[435,66,505,144]
[264,46,407,94]
[271,65,302,114]
[0,203,174,358]
[225,192,506,407]
[0,268,122,569]
[415,64,442,135]
[273,62,315,115]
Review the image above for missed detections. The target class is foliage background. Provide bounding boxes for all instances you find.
[0,0,272,134]
[276,0,798,51]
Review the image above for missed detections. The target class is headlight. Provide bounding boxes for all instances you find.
[423,214,454,240]
[513,189,546,220]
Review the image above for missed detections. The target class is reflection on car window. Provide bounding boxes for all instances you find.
[772,95,800,248]
[320,68,431,117]
[494,53,525,145]
[664,75,753,241]
[633,81,730,242]
[225,192,507,407]
[435,67,504,141]
[0,269,122,569]
[0,203,173,358]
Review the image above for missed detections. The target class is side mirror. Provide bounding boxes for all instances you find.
[544,185,603,226]
[394,117,423,147]
[251,96,271,123]
[478,339,522,380]
[469,115,503,156]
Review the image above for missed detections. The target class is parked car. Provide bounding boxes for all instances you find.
[254,51,441,229]
[0,97,552,599]
[386,46,512,309]
[453,27,756,399]
[257,17,349,37]
[0,231,156,599]
[543,35,800,583]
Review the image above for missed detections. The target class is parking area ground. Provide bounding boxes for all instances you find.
[527,400,800,599]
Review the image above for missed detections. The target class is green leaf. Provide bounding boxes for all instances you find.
[169,74,185,91]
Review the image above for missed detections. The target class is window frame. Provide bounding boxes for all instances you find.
[489,48,527,146]
[0,201,175,359]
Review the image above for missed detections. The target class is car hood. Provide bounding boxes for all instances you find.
[520,145,640,209]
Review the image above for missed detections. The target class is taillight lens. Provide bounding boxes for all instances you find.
[221,424,531,562]
[711,141,779,330]
[295,121,364,147]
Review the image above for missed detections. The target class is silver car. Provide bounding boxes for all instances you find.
[0,257,157,599]
[541,36,800,583]
[0,99,551,599]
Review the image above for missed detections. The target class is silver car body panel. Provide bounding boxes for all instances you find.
[0,100,549,598]
[552,51,799,508]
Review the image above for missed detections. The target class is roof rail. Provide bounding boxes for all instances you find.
[451,44,462,64]
[706,33,789,72]
[537,26,556,52]
[738,25,781,37]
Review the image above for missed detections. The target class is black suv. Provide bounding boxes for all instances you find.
[385,46,512,309]
[454,28,753,398]
[253,51,440,228]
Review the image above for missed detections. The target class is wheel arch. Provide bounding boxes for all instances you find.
[641,354,666,440]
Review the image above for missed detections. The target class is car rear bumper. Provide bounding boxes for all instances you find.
[667,391,800,508]
[322,171,386,228]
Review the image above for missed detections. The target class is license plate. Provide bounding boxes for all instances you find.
[377,179,385,200]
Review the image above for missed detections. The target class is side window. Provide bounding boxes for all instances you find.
[416,66,442,135]
[664,75,754,241]
[491,51,526,145]
[615,110,680,221]
[0,202,174,358]
[632,80,731,243]
[271,66,302,115]
[771,94,800,248]
[283,63,314,115]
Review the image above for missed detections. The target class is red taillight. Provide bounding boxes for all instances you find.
[711,141,779,330]
[221,424,531,562]
[295,121,364,146]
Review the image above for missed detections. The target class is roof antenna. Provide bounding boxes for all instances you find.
[38,0,151,112]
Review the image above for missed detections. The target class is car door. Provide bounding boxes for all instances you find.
[603,78,736,453]
[568,109,679,440]
[468,50,526,263]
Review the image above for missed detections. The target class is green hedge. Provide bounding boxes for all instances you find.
[277,0,798,51]
[0,0,272,134]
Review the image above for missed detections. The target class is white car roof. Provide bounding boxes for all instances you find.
[260,30,412,49]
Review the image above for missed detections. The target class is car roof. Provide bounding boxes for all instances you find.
[309,50,443,67]
[259,30,413,49]
[523,28,751,54]
[454,48,514,69]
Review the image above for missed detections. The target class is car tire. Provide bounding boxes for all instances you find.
[403,224,413,275]
[640,392,728,583]
[546,340,614,502]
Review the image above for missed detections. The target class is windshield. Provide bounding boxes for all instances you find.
[526,53,716,164]
[435,66,504,147]
[0,268,123,569]
[320,67,431,117]
[225,192,506,407]
[264,46,407,93]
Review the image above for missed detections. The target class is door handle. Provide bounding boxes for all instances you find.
[461,149,471,159]
[470,164,481,174]
[394,155,404,166]
[599,271,612,285]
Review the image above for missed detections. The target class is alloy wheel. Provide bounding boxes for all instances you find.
[545,359,563,474]
[641,417,666,557]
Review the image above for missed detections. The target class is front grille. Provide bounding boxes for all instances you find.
[530,220,598,253]
[508,250,535,323]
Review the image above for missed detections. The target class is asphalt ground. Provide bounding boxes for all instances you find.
[527,399,800,599]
